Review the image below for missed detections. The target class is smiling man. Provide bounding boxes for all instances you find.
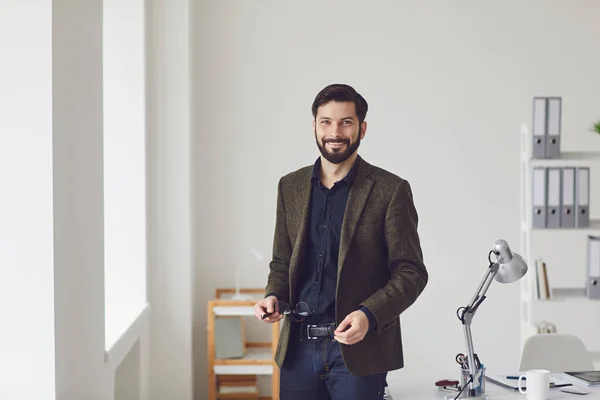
[254,83,429,400]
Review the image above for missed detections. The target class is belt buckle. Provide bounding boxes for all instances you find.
[306,324,319,340]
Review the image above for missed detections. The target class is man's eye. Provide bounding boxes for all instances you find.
[343,120,352,125]
[321,120,330,124]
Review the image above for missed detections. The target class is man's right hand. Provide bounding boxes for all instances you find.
[254,295,283,323]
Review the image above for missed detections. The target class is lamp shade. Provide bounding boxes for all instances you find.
[493,239,528,283]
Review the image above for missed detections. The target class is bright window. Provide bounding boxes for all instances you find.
[103,0,147,350]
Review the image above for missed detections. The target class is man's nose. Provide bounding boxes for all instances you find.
[331,122,343,134]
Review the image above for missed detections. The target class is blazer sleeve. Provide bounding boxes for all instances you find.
[264,178,291,303]
[360,179,428,335]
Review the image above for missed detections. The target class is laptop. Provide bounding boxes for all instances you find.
[564,371,600,387]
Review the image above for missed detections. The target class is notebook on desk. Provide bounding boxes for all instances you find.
[564,371,600,386]
[486,373,572,390]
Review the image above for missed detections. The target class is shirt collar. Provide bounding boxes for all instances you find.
[310,156,360,187]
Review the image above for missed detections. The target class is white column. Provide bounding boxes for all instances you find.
[146,0,194,399]
[52,0,110,398]
[0,1,55,399]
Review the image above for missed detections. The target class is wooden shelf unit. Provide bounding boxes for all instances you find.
[207,289,281,400]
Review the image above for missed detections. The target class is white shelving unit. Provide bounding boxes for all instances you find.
[519,123,600,367]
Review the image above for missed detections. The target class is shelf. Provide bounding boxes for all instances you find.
[549,287,586,299]
[213,306,255,316]
[213,343,274,376]
[533,291,591,303]
[528,151,600,166]
[524,288,588,303]
[214,347,272,365]
[210,341,276,383]
[528,219,600,232]
[214,365,274,375]
[530,294,600,315]
[218,386,259,397]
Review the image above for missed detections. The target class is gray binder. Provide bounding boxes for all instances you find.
[545,97,562,158]
[561,167,576,228]
[586,235,600,299]
[532,97,547,159]
[532,167,547,228]
[576,167,590,228]
[546,167,561,228]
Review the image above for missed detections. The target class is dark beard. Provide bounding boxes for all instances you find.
[315,127,361,165]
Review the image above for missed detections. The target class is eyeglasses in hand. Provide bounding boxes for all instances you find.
[261,301,314,322]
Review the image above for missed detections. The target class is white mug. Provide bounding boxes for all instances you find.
[518,369,550,400]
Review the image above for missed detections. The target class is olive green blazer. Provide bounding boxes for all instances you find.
[265,156,428,376]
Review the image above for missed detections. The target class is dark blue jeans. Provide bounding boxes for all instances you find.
[280,336,387,400]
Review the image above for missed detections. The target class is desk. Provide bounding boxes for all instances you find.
[386,373,600,399]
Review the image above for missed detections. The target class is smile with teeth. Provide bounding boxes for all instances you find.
[327,141,347,148]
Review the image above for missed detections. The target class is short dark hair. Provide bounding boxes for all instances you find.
[311,84,368,123]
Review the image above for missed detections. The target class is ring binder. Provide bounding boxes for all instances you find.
[532,98,547,159]
[532,167,547,228]
[546,97,562,158]
[576,167,590,228]
[587,236,600,299]
[546,168,561,228]
[561,167,576,228]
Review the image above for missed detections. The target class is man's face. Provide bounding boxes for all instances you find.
[313,101,366,165]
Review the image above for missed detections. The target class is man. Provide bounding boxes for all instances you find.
[253,83,428,400]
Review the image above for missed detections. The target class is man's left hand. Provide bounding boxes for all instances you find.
[333,310,369,345]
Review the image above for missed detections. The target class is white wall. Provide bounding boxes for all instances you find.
[115,340,141,400]
[146,0,194,399]
[0,1,55,398]
[191,0,600,394]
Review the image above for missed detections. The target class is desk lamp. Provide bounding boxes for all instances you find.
[232,247,265,301]
[455,239,528,399]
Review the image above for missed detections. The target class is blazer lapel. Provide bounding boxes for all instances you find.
[337,157,374,279]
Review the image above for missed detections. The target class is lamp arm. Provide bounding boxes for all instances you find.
[468,262,499,308]
[459,263,498,323]
[458,262,499,397]
[462,323,477,396]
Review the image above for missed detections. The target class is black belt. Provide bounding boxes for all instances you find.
[296,323,335,340]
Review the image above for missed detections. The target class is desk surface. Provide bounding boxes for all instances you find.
[386,373,600,399]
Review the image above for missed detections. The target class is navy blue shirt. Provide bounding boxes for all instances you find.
[296,157,376,331]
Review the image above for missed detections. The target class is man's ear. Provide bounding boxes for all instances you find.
[360,121,367,140]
